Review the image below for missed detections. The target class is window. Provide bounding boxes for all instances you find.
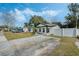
[43,28,45,32]
[46,27,49,33]
[39,28,41,32]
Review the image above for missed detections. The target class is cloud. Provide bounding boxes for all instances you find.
[9,9,26,22]
[23,8,60,17]
[8,8,61,22]
[14,9,26,21]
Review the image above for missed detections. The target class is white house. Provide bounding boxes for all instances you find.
[23,25,34,32]
[23,27,28,32]
[23,23,60,35]
[36,23,60,35]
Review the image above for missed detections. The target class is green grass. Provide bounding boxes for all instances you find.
[4,32,34,40]
[49,37,79,56]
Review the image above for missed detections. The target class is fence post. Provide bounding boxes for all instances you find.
[61,28,64,37]
[62,28,64,37]
[76,28,77,37]
[74,28,77,37]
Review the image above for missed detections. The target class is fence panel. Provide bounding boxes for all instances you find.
[50,28,76,37]
[50,28,62,36]
[77,29,79,36]
[63,28,76,37]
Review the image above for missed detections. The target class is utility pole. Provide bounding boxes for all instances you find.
[76,11,79,37]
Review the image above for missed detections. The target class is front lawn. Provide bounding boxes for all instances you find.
[4,32,34,40]
[48,36,79,56]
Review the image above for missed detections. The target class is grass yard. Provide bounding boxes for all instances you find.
[48,37,79,56]
[4,32,34,40]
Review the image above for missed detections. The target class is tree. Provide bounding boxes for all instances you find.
[52,21,63,28]
[24,22,28,27]
[65,3,79,28]
[28,15,47,33]
[29,15,47,27]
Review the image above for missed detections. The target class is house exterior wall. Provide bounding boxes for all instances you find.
[37,25,60,35]
[23,28,28,32]
[37,27,46,34]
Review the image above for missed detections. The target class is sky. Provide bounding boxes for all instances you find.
[0,3,69,27]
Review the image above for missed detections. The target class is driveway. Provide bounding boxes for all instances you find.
[9,35,60,56]
[0,33,60,56]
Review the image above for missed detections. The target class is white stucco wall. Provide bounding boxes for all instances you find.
[23,28,28,32]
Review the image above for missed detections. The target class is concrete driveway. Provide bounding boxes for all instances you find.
[0,32,60,56]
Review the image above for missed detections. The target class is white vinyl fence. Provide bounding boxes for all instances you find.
[50,28,79,37]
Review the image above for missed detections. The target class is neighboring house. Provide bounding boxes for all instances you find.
[23,27,28,32]
[0,26,9,31]
[36,23,60,35]
[23,25,34,32]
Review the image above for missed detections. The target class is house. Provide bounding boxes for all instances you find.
[23,23,60,35]
[36,23,60,35]
[23,27,28,32]
[23,24,34,32]
[0,26,9,31]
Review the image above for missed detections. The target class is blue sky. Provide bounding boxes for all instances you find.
[0,3,69,27]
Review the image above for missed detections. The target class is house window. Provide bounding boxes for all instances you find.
[39,28,41,32]
[43,28,45,32]
[46,27,49,33]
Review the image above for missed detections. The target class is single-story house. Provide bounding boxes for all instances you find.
[23,24,34,32]
[23,23,60,35]
[23,27,33,32]
[36,23,60,35]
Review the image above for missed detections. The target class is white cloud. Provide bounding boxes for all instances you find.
[14,9,26,21]
[23,8,60,17]
[7,8,61,22]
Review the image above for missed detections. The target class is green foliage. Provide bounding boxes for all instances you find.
[27,15,47,33]
[65,3,79,28]
[29,15,47,27]
[52,22,62,28]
